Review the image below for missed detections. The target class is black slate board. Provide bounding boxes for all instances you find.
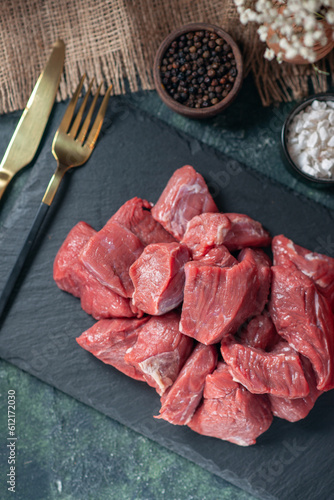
[1,100,334,500]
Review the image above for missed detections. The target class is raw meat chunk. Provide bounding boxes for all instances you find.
[269,263,334,391]
[188,362,273,446]
[125,311,193,395]
[204,361,240,399]
[80,220,144,298]
[53,222,137,319]
[156,343,217,425]
[79,282,141,320]
[224,213,271,251]
[221,339,310,398]
[269,357,322,422]
[182,212,271,258]
[76,317,149,381]
[181,213,231,258]
[237,313,280,351]
[151,165,218,241]
[54,221,95,298]
[180,248,271,345]
[196,245,237,267]
[272,234,334,310]
[130,242,190,315]
[111,197,176,246]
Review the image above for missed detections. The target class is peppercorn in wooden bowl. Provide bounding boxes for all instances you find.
[153,23,243,119]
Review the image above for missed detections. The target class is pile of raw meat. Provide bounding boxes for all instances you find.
[53,165,334,446]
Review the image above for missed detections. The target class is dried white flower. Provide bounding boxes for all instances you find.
[304,16,317,31]
[285,47,299,59]
[279,24,294,38]
[240,9,251,24]
[264,47,276,60]
[257,25,269,42]
[304,32,315,47]
[327,11,334,24]
[279,38,290,50]
[233,0,334,63]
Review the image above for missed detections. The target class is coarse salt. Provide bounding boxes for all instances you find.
[329,111,334,126]
[307,131,319,148]
[318,126,328,142]
[287,100,334,180]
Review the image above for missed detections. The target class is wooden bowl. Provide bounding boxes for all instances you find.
[153,23,243,119]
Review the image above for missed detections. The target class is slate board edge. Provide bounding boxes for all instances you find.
[1,102,333,500]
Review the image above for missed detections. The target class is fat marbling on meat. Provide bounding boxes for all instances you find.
[124,311,193,395]
[151,165,218,241]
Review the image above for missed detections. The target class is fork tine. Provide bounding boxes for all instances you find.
[76,82,102,145]
[85,84,113,150]
[68,78,94,138]
[57,74,86,133]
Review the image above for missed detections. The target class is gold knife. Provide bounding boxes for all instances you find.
[0,39,65,200]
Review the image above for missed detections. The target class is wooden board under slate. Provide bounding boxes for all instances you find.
[1,100,334,500]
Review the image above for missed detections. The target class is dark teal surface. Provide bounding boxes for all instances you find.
[0,75,333,500]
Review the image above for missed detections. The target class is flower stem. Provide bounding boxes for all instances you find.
[312,63,330,76]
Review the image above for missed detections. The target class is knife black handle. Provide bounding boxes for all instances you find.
[0,201,49,320]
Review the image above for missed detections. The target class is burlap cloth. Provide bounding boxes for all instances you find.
[0,0,333,114]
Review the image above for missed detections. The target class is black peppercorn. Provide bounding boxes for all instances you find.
[159,29,238,109]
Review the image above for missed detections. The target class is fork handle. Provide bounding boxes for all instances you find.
[42,162,67,206]
[0,201,49,319]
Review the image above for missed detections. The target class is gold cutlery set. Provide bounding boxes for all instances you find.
[0,40,112,318]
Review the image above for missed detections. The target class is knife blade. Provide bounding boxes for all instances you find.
[0,39,65,200]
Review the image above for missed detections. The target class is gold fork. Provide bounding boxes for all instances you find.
[0,76,112,318]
